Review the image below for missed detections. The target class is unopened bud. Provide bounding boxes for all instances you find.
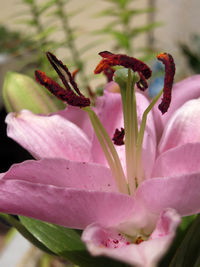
[3,72,65,114]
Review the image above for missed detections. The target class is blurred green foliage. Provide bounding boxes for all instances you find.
[180,34,200,74]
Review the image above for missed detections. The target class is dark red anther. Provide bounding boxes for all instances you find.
[95,51,152,90]
[35,70,90,107]
[112,128,125,146]
[103,67,115,82]
[46,52,83,96]
[35,52,90,108]
[157,52,175,114]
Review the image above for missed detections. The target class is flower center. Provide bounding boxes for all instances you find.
[35,51,175,196]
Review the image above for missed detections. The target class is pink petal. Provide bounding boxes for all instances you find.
[82,209,180,267]
[91,90,124,166]
[153,75,200,138]
[58,105,93,139]
[6,110,91,161]
[152,143,200,178]
[2,158,118,192]
[104,81,120,93]
[158,98,200,154]
[0,179,135,229]
[135,173,200,217]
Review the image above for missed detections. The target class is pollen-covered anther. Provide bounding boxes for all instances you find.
[157,52,176,114]
[94,51,152,90]
[112,128,125,146]
[35,70,90,107]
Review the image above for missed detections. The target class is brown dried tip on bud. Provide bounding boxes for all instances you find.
[94,51,152,91]
[35,52,90,108]
[157,52,175,114]
[112,128,125,146]
[35,70,90,107]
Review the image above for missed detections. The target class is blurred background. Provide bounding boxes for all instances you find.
[0,0,200,266]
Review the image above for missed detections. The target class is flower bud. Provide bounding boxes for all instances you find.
[2,72,65,114]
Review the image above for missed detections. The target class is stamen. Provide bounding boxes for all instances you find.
[136,89,163,184]
[84,107,129,195]
[46,52,83,96]
[157,53,175,114]
[35,70,90,107]
[103,67,115,82]
[112,128,125,146]
[94,51,152,91]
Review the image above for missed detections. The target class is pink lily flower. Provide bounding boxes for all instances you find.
[1,51,200,266]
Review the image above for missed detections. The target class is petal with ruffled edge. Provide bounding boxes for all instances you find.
[6,110,92,161]
[82,209,180,267]
[158,98,200,154]
[153,75,200,139]
[152,143,200,178]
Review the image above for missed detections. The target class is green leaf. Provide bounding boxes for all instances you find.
[38,0,55,15]
[130,22,163,37]
[109,31,130,49]
[0,214,53,255]
[95,8,118,17]
[159,215,198,267]
[105,0,131,9]
[168,214,200,267]
[19,216,129,267]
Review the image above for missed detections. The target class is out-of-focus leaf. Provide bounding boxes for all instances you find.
[19,216,129,267]
[168,214,200,267]
[130,22,162,37]
[92,21,121,35]
[95,8,118,17]
[34,26,57,40]
[109,31,130,49]
[159,215,198,267]
[38,0,55,15]
[22,0,34,4]
[79,39,105,54]
[104,0,131,9]
[129,7,156,15]
[0,213,53,255]
[15,18,38,26]
[180,43,200,74]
